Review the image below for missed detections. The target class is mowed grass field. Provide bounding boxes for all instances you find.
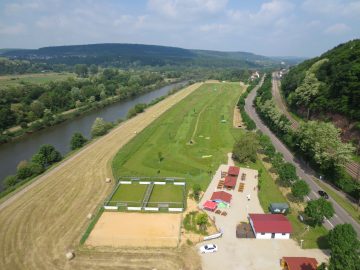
[108,183,148,206]
[0,72,75,86]
[112,82,243,189]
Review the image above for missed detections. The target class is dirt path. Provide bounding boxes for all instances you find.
[233,107,243,128]
[0,83,202,270]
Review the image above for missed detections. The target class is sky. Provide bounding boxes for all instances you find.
[0,0,359,57]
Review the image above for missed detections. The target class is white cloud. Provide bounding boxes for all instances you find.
[324,23,350,35]
[148,0,227,18]
[0,23,25,35]
[302,0,360,17]
[199,23,229,32]
[227,0,294,25]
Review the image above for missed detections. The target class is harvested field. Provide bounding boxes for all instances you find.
[0,82,202,270]
[87,212,181,247]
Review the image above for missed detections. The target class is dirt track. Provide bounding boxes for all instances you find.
[0,83,202,270]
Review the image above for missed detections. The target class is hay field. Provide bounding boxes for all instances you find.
[0,82,202,270]
[87,212,181,247]
[112,82,244,189]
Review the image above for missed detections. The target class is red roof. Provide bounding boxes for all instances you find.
[224,176,237,187]
[228,166,240,176]
[282,257,318,270]
[203,200,217,210]
[249,213,292,233]
[211,191,232,204]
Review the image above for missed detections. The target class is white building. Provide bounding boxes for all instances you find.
[248,213,292,239]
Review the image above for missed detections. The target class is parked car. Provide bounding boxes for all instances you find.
[199,244,218,254]
[318,190,329,199]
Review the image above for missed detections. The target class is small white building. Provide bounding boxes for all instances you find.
[248,213,292,239]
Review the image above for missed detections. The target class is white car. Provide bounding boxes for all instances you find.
[199,244,218,254]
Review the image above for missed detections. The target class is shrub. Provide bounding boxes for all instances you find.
[291,180,310,201]
[91,117,112,137]
[16,160,33,179]
[70,132,88,150]
[3,175,18,188]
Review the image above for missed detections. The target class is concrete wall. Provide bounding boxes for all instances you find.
[255,232,290,239]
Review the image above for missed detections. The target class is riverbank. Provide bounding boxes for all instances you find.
[1,79,186,145]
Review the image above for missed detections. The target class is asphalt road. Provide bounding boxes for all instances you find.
[244,76,360,236]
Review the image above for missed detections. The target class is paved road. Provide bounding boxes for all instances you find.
[244,76,360,236]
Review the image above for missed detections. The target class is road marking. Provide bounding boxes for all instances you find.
[305,196,310,201]
[312,191,317,196]
[324,218,334,228]
[334,214,338,218]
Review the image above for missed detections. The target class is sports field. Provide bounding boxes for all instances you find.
[107,182,148,206]
[106,181,185,208]
[112,82,243,189]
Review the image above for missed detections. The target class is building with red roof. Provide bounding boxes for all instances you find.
[281,257,318,270]
[224,176,237,189]
[228,166,240,176]
[203,200,217,211]
[210,191,232,204]
[249,213,292,239]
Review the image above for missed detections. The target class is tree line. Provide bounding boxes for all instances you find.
[0,68,166,142]
[255,74,359,200]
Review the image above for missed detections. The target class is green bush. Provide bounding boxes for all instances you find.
[70,132,88,150]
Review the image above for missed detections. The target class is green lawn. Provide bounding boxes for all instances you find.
[240,158,329,249]
[112,82,244,190]
[148,184,184,205]
[108,183,148,206]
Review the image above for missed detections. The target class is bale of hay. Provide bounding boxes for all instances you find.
[105,177,111,183]
[66,251,75,260]
[87,213,93,219]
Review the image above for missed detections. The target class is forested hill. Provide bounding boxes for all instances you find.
[282,39,360,124]
[3,43,278,68]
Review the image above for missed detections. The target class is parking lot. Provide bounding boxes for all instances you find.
[198,154,329,270]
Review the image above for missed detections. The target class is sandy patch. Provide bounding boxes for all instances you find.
[87,212,182,247]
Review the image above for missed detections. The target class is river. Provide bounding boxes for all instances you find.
[0,81,188,189]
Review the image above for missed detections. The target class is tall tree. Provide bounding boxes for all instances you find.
[74,64,88,77]
[296,121,354,170]
[232,134,259,163]
[327,224,360,270]
[305,198,334,226]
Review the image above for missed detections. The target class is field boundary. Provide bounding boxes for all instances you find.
[103,176,186,212]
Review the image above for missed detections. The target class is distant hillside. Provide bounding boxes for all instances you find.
[281,39,360,138]
[3,43,280,69]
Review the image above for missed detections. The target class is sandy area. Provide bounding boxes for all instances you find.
[87,212,182,247]
[0,82,202,270]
